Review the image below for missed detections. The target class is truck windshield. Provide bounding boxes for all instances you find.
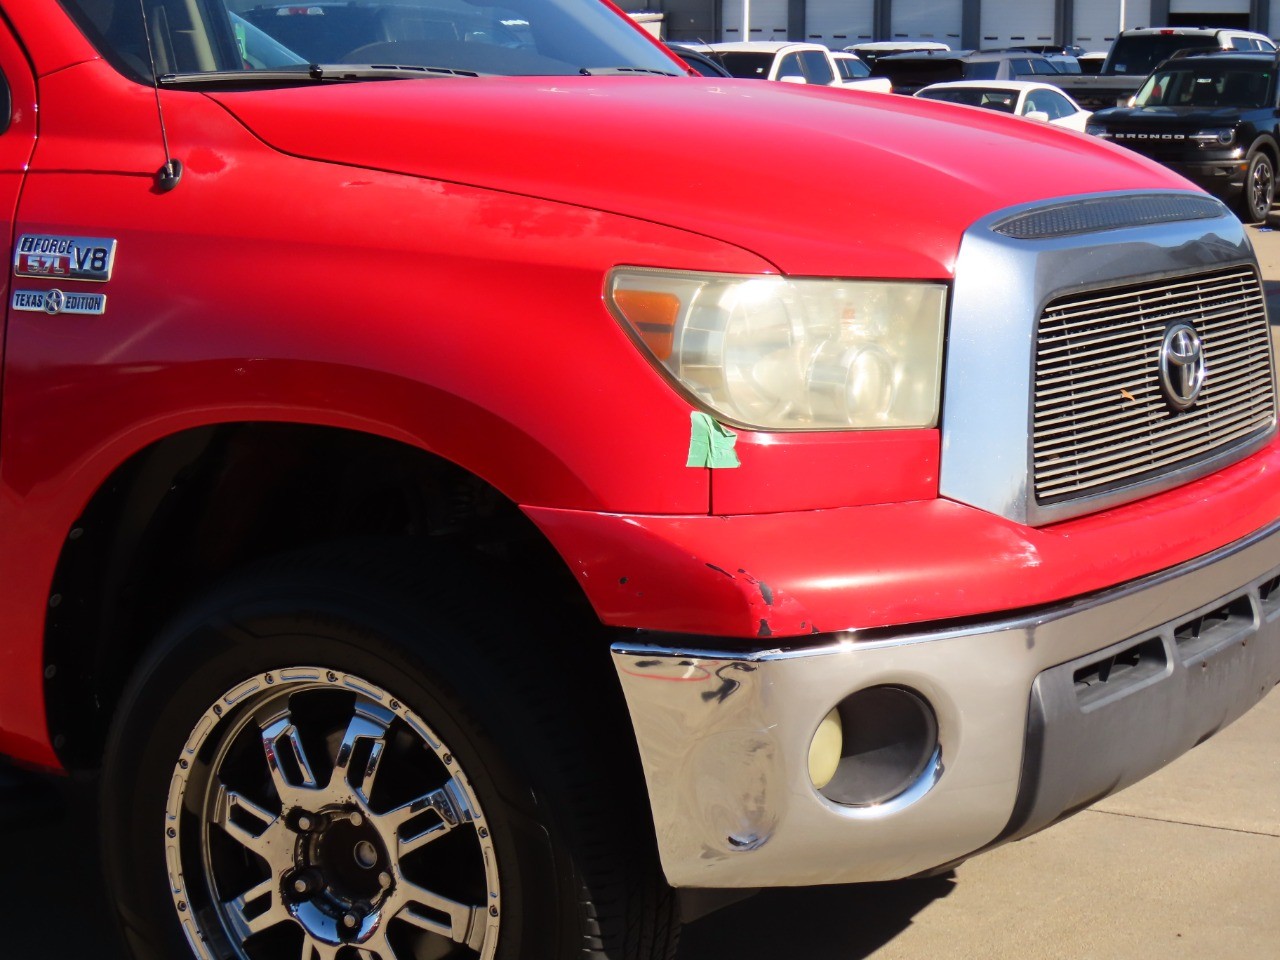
[1134,65,1273,108]
[1107,35,1217,75]
[58,0,682,82]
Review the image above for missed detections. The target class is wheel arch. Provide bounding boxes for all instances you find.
[42,421,604,771]
[1248,134,1280,167]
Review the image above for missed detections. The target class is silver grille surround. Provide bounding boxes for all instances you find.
[941,189,1277,528]
[1033,266,1277,505]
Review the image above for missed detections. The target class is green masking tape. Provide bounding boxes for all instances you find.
[687,411,740,469]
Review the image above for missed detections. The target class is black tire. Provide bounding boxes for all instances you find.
[101,546,679,960]
[1236,148,1275,224]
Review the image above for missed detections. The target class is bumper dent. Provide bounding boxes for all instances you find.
[612,520,1280,888]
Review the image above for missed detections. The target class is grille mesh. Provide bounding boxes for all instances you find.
[992,194,1224,240]
[1033,266,1276,505]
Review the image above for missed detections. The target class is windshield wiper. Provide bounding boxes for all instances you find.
[578,66,681,77]
[159,63,482,87]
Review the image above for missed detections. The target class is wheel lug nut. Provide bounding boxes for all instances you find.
[349,812,364,827]
[378,871,392,887]
[297,815,313,831]
[343,912,360,929]
[288,869,321,899]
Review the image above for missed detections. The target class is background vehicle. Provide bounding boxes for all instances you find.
[870,50,1064,95]
[1007,44,1086,58]
[1046,26,1278,108]
[985,47,1082,73]
[1078,51,1107,74]
[706,40,876,88]
[832,51,893,92]
[3,4,1280,960]
[1087,51,1280,222]
[844,40,950,67]
[1044,53,1082,73]
[916,80,1092,131]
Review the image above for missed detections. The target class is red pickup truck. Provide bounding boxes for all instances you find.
[2,3,1279,960]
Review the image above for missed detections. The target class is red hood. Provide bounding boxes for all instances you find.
[208,77,1191,278]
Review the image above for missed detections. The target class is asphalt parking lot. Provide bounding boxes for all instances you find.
[4,224,1280,960]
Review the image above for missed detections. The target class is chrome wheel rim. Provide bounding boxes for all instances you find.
[166,667,500,960]
[1253,158,1274,219]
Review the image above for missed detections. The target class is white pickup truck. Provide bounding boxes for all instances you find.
[705,40,893,92]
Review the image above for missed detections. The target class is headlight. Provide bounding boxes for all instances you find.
[1085,123,1109,137]
[1190,127,1235,146]
[607,268,946,430]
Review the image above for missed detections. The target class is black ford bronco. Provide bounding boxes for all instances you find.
[1087,51,1280,223]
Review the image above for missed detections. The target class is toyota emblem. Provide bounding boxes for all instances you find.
[1158,322,1206,411]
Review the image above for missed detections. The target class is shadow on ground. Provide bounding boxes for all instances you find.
[0,773,118,958]
[676,875,956,959]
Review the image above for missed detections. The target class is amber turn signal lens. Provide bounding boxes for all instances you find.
[612,289,680,360]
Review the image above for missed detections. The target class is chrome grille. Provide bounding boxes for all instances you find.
[1033,266,1276,505]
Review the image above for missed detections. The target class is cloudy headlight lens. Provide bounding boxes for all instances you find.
[608,269,946,430]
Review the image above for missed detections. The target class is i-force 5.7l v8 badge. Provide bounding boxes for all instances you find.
[13,235,117,282]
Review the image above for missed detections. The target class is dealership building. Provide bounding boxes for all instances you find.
[647,0,1279,52]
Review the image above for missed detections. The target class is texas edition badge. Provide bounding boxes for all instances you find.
[11,289,108,316]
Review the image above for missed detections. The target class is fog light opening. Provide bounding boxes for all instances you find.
[816,685,939,808]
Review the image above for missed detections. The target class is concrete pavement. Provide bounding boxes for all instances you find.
[1251,214,1280,278]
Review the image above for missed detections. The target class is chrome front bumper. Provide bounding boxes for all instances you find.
[612,520,1280,888]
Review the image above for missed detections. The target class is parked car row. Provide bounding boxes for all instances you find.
[664,42,1093,136]
[665,42,1092,108]
[866,49,1068,95]
[668,41,892,92]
